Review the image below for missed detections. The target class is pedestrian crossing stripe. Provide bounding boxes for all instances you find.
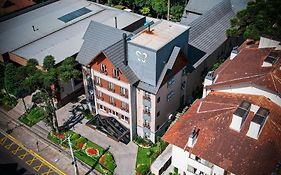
[11,146,22,155]
[26,156,37,165]
[42,168,54,175]
[0,136,7,145]
[4,141,13,150]
[18,151,29,160]
[34,162,44,172]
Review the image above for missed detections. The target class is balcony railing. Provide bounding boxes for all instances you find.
[109,101,116,106]
[143,109,151,116]
[120,93,128,98]
[97,96,104,101]
[100,70,108,75]
[143,123,150,129]
[108,87,115,92]
[143,95,150,100]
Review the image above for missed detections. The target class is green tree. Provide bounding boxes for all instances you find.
[226,0,281,40]
[0,64,4,90]
[151,0,167,18]
[140,7,150,16]
[170,4,184,22]
[58,57,81,84]
[4,63,20,95]
[43,55,55,71]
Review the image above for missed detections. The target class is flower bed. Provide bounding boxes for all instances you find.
[48,130,116,175]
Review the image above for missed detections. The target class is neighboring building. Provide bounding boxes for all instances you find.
[0,0,34,15]
[163,92,281,175]
[77,19,190,142]
[162,38,281,175]
[203,37,281,106]
[0,0,143,107]
[181,0,248,102]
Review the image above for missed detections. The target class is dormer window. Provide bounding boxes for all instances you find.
[113,69,119,79]
[101,64,107,73]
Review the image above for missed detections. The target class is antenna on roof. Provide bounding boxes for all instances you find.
[32,25,38,31]
[114,17,117,28]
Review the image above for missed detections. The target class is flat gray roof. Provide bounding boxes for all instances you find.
[129,20,189,51]
[0,0,143,65]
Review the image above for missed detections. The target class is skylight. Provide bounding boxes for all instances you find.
[58,7,92,23]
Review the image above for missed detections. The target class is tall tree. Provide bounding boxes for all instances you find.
[151,0,167,18]
[226,0,281,40]
[58,57,81,84]
[43,55,55,71]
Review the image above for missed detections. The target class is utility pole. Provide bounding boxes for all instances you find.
[167,0,170,20]
[67,136,79,175]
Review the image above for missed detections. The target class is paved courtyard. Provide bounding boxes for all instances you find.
[37,95,138,175]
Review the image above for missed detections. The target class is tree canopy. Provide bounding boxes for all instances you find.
[226,0,281,40]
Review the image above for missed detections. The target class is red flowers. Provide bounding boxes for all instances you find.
[57,133,65,140]
[86,147,99,157]
[77,142,85,150]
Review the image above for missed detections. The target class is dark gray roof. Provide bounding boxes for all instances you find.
[77,21,129,65]
[185,0,222,14]
[137,46,182,94]
[181,0,247,68]
[103,40,139,84]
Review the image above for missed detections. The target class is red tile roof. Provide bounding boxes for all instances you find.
[0,0,34,14]
[207,47,281,97]
[163,92,281,175]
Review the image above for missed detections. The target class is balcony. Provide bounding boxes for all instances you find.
[143,109,151,116]
[96,82,102,87]
[143,114,151,122]
[108,87,115,92]
[143,122,150,129]
[97,96,104,101]
[120,93,128,98]
[113,75,120,80]
[143,95,150,101]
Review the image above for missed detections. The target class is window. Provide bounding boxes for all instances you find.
[157,111,160,117]
[58,7,92,23]
[144,106,150,115]
[120,115,129,123]
[167,76,175,88]
[99,104,106,111]
[97,91,103,100]
[96,76,101,85]
[109,96,115,105]
[120,87,126,96]
[113,69,119,78]
[101,64,107,73]
[121,102,128,111]
[167,91,175,101]
[108,82,114,91]
[157,97,160,103]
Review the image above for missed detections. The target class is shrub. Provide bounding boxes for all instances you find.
[79,137,87,144]
[70,133,80,141]
[146,151,151,157]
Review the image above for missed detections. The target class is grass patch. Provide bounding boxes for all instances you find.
[48,130,116,175]
[0,92,17,110]
[135,138,168,175]
[19,106,45,127]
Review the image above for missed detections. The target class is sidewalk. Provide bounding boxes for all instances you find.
[4,95,138,175]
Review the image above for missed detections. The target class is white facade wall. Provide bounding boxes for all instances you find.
[172,145,228,175]
[215,85,281,107]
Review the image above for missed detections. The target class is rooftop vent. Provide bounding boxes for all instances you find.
[229,100,251,132]
[262,51,279,67]
[246,107,269,139]
[230,46,239,60]
[187,127,199,148]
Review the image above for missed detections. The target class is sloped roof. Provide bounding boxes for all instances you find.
[207,47,281,97]
[103,40,139,84]
[184,0,222,15]
[163,92,281,175]
[137,46,188,94]
[186,0,235,68]
[77,21,129,65]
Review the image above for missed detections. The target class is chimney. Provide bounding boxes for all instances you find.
[246,107,269,139]
[230,46,238,60]
[114,17,117,28]
[187,127,199,148]
[123,33,128,66]
[229,101,251,132]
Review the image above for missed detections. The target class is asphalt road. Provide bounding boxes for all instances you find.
[0,144,35,175]
[0,131,63,175]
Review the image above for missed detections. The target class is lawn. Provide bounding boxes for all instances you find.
[48,130,116,175]
[19,106,45,127]
[135,137,168,175]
